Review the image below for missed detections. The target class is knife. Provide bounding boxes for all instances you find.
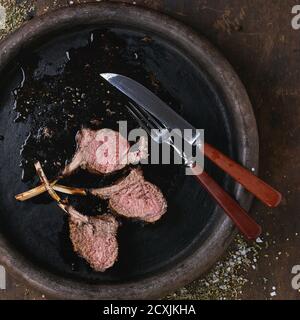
[100,73,282,208]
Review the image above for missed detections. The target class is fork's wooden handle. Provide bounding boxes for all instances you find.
[192,165,262,240]
[204,143,282,208]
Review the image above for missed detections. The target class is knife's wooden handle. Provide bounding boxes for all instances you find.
[204,143,282,208]
[192,165,262,240]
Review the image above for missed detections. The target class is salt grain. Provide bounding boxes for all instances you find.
[256,237,263,243]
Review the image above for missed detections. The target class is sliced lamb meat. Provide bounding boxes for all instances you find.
[34,162,119,272]
[68,208,118,272]
[62,128,148,176]
[91,169,167,223]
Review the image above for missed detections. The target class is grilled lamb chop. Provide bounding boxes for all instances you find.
[63,128,148,176]
[91,169,167,223]
[34,162,119,272]
[68,209,118,272]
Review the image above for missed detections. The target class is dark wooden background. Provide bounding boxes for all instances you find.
[0,0,300,300]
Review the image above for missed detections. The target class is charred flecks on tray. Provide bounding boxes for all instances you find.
[13,29,181,184]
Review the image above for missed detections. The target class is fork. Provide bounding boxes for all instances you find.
[126,102,262,240]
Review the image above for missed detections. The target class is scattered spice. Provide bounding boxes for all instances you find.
[0,0,36,40]
[167,235,262,300]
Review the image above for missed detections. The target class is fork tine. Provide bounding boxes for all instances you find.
[127,102,155,130]
[130,102,164,130]
[126,104,152,136]
[128,102,165,130]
